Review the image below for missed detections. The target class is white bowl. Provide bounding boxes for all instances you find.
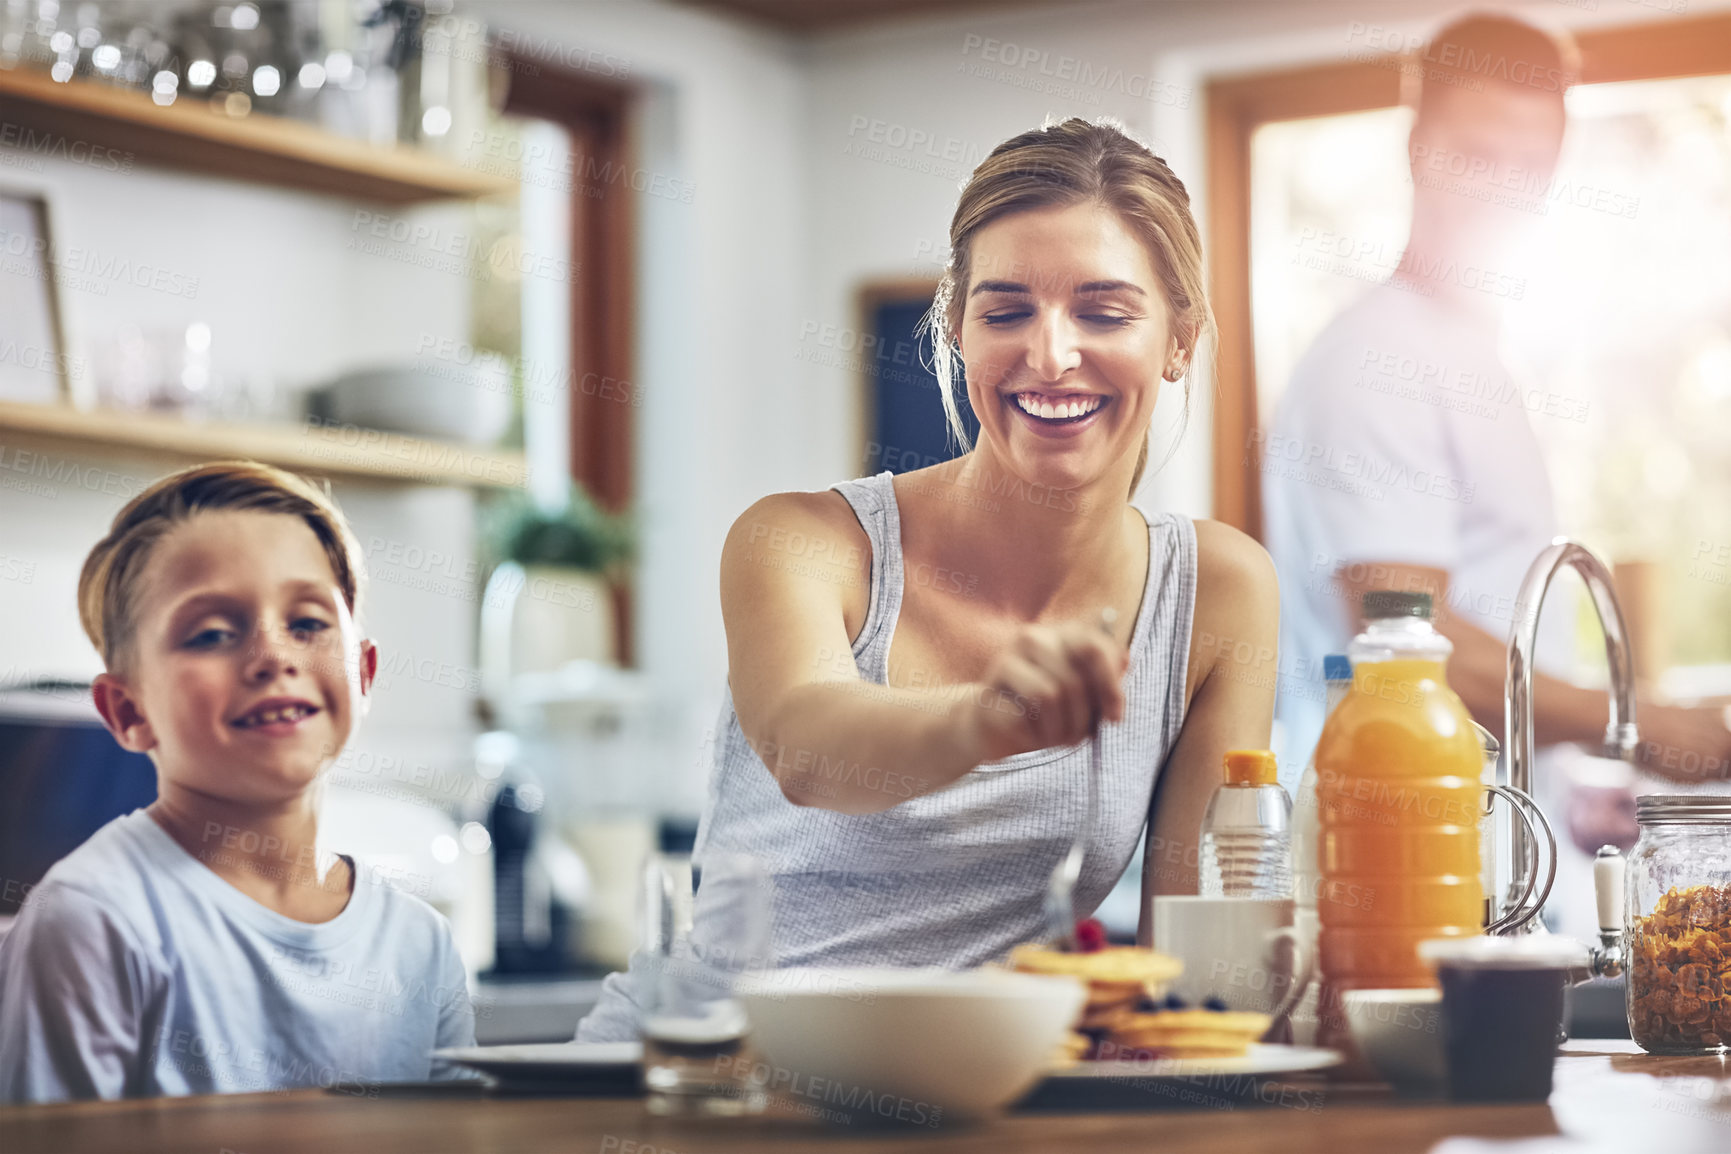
[1342,988,1446,1095]
[325,358,512,445]
[736,967,1085,1124]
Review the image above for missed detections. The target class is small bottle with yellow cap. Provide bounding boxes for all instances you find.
[1198,749,1293,898]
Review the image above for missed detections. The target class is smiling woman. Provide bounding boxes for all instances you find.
[577,117,1280,1044]
[931,119,1214,496]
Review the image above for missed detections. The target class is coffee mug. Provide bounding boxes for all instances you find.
[1151,896,1314,1020]
[1418,935,1586,1102]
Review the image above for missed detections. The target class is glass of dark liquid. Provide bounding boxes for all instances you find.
[639,851,771,1116]
[1419,935,1587,1102]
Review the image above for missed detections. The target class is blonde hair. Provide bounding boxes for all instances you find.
[928,117,1214,493]
[77,461,366,673]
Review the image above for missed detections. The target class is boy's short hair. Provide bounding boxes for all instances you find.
[77,461,367,674]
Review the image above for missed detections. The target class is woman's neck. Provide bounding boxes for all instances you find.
[912,451,1143,621]
[147,780,352,922]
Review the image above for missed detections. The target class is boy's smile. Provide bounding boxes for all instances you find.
[93,510,377,805]
[230,696,322,733]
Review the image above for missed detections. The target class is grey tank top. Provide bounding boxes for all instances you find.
[693,471,1198,969]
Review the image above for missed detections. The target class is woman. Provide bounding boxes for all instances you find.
[578,117,1277,1041]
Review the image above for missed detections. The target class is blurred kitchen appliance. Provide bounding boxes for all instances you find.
[502,662,677,969]
[485,779,569,973]
[0,683,155,918]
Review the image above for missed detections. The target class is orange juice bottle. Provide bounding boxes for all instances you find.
[1315,592,1482,1039]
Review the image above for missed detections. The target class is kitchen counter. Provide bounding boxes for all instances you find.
[5,1042,1728,1153]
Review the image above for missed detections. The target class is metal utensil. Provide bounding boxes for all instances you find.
[1044,607,1119,950]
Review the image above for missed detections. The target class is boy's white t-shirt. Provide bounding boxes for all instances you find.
[0,810,477,1103]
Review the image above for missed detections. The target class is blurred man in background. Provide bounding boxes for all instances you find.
[1264,13,1731,920]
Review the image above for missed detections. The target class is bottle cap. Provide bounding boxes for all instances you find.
[1362,590,1433,621]
[1223,749,1277,786]
[1323,655,1352,682]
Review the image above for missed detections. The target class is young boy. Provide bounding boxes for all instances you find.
[0,461,476,1102]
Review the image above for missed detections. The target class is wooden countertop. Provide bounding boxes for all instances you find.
[3,1043,1728,1154]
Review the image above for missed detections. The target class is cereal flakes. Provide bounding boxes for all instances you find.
[1629,883,1731,1052]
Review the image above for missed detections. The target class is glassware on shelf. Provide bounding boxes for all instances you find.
[92,321,232,418]
[6,2,429,132]
[5,0,58,72]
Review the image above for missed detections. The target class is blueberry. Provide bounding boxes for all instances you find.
[1202,996,1229,1012]
[1163,993,1187,1010]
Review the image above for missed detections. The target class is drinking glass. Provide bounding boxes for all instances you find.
[638,851,771,1116]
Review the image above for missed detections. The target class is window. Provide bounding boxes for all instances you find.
[1247,75,1731,675]
[1210,12,1731,679]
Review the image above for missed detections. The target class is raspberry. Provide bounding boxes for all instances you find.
[1074,917,1107,952]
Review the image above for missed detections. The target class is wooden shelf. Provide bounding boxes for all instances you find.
[0,65,514,203]
[0,400,526,489]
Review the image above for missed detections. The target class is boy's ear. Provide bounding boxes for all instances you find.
[92,673,158,754]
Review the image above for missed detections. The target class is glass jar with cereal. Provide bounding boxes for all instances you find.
[1626,796,1731,1054]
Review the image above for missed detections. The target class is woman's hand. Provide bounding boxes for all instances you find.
[959,621,1129,763]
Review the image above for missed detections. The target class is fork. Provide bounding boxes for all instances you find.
[1044,607,1118,951]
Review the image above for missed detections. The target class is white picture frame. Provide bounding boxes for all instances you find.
[0,191,70,405]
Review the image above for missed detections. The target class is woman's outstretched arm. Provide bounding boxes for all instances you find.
[722,491,1127,816]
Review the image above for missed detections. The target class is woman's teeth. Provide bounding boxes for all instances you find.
[1013,393,1104,421]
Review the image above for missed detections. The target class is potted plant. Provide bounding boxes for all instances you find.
[478,483,634,704]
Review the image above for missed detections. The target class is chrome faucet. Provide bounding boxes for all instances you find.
[1501,537,1640,940]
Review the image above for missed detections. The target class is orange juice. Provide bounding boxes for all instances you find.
[1315,594,1482,1020]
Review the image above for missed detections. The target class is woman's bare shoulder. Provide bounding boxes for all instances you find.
[1190,518,1277,599]
[721,489,874,640]
[723,489,871,563]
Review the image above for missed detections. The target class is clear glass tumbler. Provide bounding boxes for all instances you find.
[638,851,771,1116]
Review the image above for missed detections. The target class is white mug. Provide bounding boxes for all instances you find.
[1150,896,1314,1020]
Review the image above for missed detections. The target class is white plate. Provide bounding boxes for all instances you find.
[1043,1043,1341,1080]
[435,1042,641,1082]
[1018,1044,1341,1111]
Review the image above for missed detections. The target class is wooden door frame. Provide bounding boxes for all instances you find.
[502,54,638,663]
[1206,10,1731,540]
